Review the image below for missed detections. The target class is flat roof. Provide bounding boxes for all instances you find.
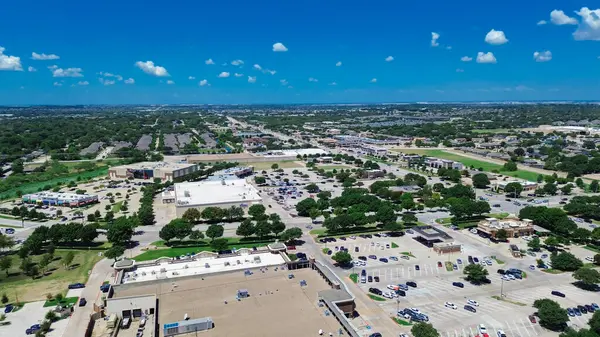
[174,179,261,207]
[111,161,196,171]
[23,191,97,200]
[123,251,285,284]
[412,225,453,240]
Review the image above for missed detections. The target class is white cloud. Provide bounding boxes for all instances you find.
[124,78,135,84]
[537,20,547,25]
[329,82,337,86]
[100,72,123,81]
[385,56,394,62]
[205,58,215,65]
[78,81,89,86]
[135,61,169,77]
[253,64,262,70]
[188,76,195,80]
[52,67,83,77]
[248,76,256,83]
[461,56,473,62]
[533,50,552,62]
[485,29,509,45]
[456,68,464,73]
[370,78,377,83]
[476,52,497,64]
[234,73,244,77]
[31,52,60,60]
[550,9,577,25]
[431,32,440,47]
[199,79,209,86]
[265,69,276,75]
[0,47,23,71]
[28,66,37,72]
[48,65,58,70]
[446,46,452,50]
[287,85,293,89]
[280,79,288,85]
[231,59,244,66]
[218,71,230,78]
[53,82,62,87]
[99,78,115,86]
[272,42,288,52]
[573,7,600,41]
[308,77,318,82]
[336,61,342,67]
[167,80,175,85]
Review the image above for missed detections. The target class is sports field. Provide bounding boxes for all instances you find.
[396,149,540,181]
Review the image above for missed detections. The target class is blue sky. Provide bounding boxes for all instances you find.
[1,0,600,104]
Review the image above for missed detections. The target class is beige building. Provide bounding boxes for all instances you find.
[108,162,199,182]
[477,216,535,239]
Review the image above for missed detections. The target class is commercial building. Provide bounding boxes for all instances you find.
[359,144,388,156]
[493,180,538,193]
[477,217,535,239]
[424,157,464,170]
[108,162,199,182]
[205,166,254,181]
[171,179,262,217]
[412,226,454,246]
[22,191,98,207]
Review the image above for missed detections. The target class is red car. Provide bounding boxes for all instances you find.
[528,315,537,323]
[437,261,443,267]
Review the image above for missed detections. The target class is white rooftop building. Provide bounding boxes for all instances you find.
[173,179,262,217]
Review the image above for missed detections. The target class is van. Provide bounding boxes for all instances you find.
[452,282,464,288]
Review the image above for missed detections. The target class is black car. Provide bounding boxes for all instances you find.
[369,333,382,337]
[551,290,566,297]
[396,289,406,296]
[374,276,380,282]
[355,247,359,252]
[467,256,474,264]
[361,269,367,276]
[473,257,479,263]
[578,305,587,314]
[365,234,372,238]
[339,237,346,241]
[415,265,420,271]
[369,288,382,295]
[497,269,505,275]
[79,298,87,307]
[464,305,476,313]
[379,258,389,263]
[368,255,377,260]
[358,256,367,261]
[585,304,595,312]
[406,281,417,288]
[368,276,373,282]
[452,282,464,288]
[68,283,85,289]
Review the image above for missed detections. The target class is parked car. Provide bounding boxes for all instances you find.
[415,265,420,271]
[406,281,417,288]
[467,299,479,307]
[497,329,507,337]
[379,258,389,263]
[79,298,87,307]
[452,282,464,288]
[368,255,377,260]
[567,308,576,317]
[445,302,457,309]
[374,276,380,282]
[528,315,537,323]
[497,269,505,275]
[368,276,373,282]
[369,288,383,295]
[68,283,85,289]
[577,305,587,314]
[464,305,476,313]
[551,290,566,297]
[4,304,13,313]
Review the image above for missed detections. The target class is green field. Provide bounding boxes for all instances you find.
[246,161,302,170]
[471,129,514,134]
[112,201,123,212]
[0,167,109,200]
[316,165,352,171]
[0,249,104,303]
[397,149,540,181]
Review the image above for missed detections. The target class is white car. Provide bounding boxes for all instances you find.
[479,324,487,335]
[497,329,507,337]
[445,302,458,309]
[399,334,409,337]
[383,292,393,299]
[387,285,397,290]
[410,308,421,314]
[467,299,479,307]
[507,274,516,280]
[470,229,478,234]
[586,256,593,262]
[502,275,511,281]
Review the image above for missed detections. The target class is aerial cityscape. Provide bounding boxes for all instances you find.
[2,1,600,337]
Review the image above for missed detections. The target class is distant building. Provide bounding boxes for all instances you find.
[424,158,464,170]
[326,128,341,135]
[108,162,199,182]
[22,191,98,207]
[493,180,537,192]
[359,144,387,156]
[389,185,422,194]
[364,169,385,179]
[477,217,535,239]
[316,156,333,163]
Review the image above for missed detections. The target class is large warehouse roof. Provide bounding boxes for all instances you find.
[111,161,195,171]
[174,179,261,207]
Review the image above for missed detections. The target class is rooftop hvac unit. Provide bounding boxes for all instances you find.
[184,190,190,197]
[221,179,226,185]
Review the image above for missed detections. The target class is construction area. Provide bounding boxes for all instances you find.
[110,268,345,337]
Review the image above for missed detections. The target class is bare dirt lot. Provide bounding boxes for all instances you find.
[116,268,344,337]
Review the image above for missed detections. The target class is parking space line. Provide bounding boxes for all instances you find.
[513,319,527,337]
[520,318,537,336]
[505,321,516,336]
[462,328,467,337]
[469,326,474,337]
[437,266,440,274]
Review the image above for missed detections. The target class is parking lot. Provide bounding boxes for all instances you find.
[0,301,71,337]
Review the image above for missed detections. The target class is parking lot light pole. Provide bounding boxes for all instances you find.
[500,277,504,297]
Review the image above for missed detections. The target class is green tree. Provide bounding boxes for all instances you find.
[63,251,75,269]
[572,268,600,288]
[544,236,560,248]
[228,206,244,220]
[504,182,523,197]
[594,254,600,266]
[463,263,489,283]
[189,230,204,241]
[317,191,332,200]
[248,204,266,219]
[533,298,568,331]
[537,174,544,183]
[561,184,573,195]
[236,219,255,238]
[308,208,321,221]
[254,220,272,240]
[502,161,518,171]
[590,180,600,193]
[1,293,8,304]
[271,163,279,170]
[0,256,12,276]
[401,213,418,225]
[589,311,600,334]
[550,252,583,271]
[495,228,508,241]
[38,253,53,275]
[280,227,303,243]
[79,224,99,244]
[205,224,224,242]
[528,237,541,252]
[270,221,286,237]
[305,183,320,193]
[106,218,134,246]
[104,245,125,262]
[210,238,229,251]
[182,208,201,223]
[472,173,491,188]
[544,183,558,196]
[254,176,266,184]
[296,198,318,217]
[411,322,440,337]
[331,251,352,266]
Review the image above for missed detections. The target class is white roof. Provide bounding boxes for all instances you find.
[174,179,261,206]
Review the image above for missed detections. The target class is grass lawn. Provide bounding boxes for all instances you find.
[317,165,352,171]
[0,249,104,303]
[392,317,413,326]
[112,201,123,213]
[491,295,527,306]
[493,257,505,265]
[445,261,454,272]
[400,252,416,258]
[349,273,358,283]
[246,161,302,170]
[43,296,79,307]
[395,149,540,182]
[391,242,399,249]
[134,238,274,261]
[368,294,386,301]
[0,167,109,200]
[0,224,23,228]
[584,245,600,253]
[541,269,564,274]
[322,248,330,254]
